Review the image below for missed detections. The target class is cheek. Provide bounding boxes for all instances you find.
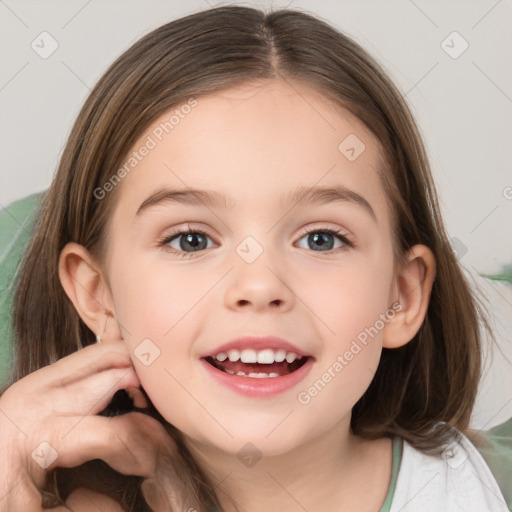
[107,257,214,422]
[292,252,394,411]
[294,263,390,425]
[110,254,213,343]
[297,254,394,346]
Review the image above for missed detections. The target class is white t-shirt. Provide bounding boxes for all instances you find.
[389,422,510,511]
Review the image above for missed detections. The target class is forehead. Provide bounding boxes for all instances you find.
[109,78,390,227]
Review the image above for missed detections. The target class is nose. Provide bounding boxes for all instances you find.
[223,248,296,313]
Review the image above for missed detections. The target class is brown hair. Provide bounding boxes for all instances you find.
[5,5,494,510]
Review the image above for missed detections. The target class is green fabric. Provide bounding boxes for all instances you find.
[378,436,402,512]
[0,193,511,511]
[470,417,512,510]
[0,192,43,387]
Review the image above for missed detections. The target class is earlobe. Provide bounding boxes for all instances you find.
[382,244,436,349]
[58,242,122,341]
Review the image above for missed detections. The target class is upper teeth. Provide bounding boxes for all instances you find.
[214,349,303,364]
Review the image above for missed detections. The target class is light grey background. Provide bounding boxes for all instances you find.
[1,0,511,429]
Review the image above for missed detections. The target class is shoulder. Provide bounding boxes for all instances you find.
[66,487,125,512]
[392,422,511,511]
[463,417,512,511]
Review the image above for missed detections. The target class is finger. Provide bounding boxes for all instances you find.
[61,366,143,415]
[4,342,142,415]
[41,340,134,388]
[3,365,144,469]
[9,365,142,427]
[45,341,133,386]
[0,472,71,512]
[37,412,176,478]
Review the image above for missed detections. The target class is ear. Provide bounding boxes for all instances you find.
[382,244,436,349]
[58,242,123,341]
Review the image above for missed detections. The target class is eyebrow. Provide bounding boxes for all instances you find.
[135,185,377,223]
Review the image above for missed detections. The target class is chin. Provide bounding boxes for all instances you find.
[186,425,304,460]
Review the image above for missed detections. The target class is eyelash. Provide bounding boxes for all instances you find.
[157,225,354,258]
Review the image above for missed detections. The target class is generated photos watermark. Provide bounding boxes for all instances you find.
[93,98,198,200]
[297,301,403,405]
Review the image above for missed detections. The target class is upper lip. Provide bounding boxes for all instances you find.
[200,335,313,358]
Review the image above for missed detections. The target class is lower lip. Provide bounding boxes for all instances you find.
[199,357,314,398]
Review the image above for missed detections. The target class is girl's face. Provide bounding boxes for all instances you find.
[103,79,398,456]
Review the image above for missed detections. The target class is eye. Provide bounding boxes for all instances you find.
[158,224,354,258]
[158,225,216,258]
[295,227,353,252]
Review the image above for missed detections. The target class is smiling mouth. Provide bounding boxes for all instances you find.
[202,356,310,378]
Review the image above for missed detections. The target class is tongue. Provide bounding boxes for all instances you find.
[219,359,292,376]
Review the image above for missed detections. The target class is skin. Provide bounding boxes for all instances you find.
[59,78,436,511]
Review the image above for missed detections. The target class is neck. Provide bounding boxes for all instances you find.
[184,418,392,512]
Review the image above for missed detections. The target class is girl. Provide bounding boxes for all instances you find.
[0,5,510,511]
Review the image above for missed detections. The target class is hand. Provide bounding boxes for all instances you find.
[0,340,188,511]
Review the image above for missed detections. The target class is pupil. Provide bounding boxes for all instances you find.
[182,233,206,251]
[310,232,333,251]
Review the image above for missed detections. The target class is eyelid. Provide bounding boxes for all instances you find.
[296,223,352,239]
[158,222,354,255]
[158,223,218,245]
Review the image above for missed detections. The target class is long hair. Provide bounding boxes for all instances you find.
[5,5,493,509]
